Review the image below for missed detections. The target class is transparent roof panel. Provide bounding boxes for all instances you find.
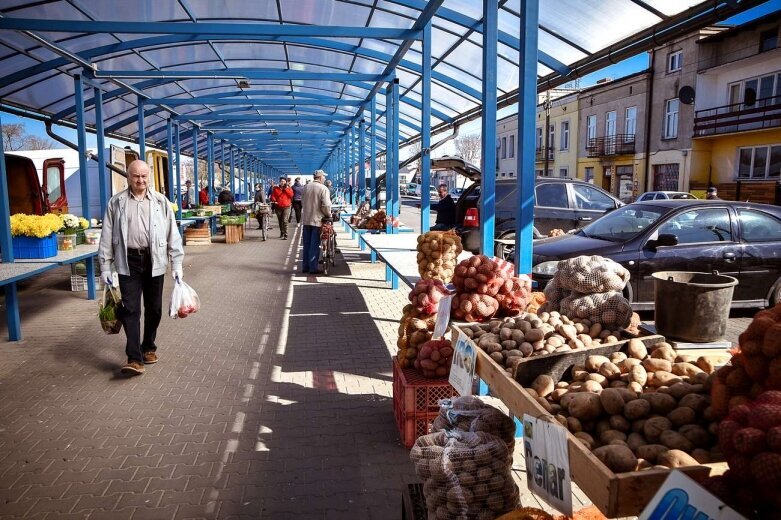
[0,0,746,168]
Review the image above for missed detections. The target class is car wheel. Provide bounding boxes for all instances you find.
[494,235,515,262]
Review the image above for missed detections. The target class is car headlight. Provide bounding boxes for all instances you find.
[532,260,559,276]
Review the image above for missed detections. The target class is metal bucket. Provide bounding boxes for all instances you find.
[652,271,738,343]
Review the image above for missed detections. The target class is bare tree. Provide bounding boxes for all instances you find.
[454,134,481,166]
[408,141,422,174]
[2,123,25,151]
[22,135,55,150]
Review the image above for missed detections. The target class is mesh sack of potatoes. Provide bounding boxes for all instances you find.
[432,396,516,453]
[417,231,463,283]
[554,255,630,294]
[397,304,435,368]
[495,276,533,317]
[559,291,633,329]
[410,430,520,520]
[451,292,500,323]
[409,279,450,315]
[453,255,510,295]
[540,278,571,314]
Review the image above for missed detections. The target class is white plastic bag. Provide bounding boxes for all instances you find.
[169,280,201,319]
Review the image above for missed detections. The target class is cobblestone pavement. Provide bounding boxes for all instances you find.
[0,222,416,520]
[0,215,759,520]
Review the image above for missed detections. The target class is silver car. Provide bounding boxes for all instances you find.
[636,191,697,201]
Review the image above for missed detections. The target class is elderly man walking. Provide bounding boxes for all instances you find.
[300,169,332,274]
[99,160,184,375]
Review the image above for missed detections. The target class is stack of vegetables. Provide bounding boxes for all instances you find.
[363,210,386,229]
[541,255,633,329]
[416,230,462,283]
[397,304,435,369]
[450,255,532,322]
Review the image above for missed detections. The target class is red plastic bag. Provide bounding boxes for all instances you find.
[169,280,200,319]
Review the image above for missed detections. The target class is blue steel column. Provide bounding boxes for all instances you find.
[421,21,432,233]
[75,74,94,300]
[480,0,498,255]
[192,127,199,201]
[207,134,214,203]
[391,78,400,233]
[343,138,349,208]
[370,96,377,209]
[0,114,20,340]
[230,146,236,194]
[137,98,146,160]
[94,86,108,217]
[349,127,355,206]
[166,120,174,201]
[384,84,393,220]
[175,122,182,220]
[359,120,366,204]
[221,141,226,189]
[243,154,248,200]
[516,0,539,274]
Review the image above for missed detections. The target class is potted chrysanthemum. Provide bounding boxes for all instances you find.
[57,213,82,251]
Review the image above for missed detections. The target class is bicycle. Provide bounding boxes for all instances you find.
[319,213,338,275]
[255,203,272,241]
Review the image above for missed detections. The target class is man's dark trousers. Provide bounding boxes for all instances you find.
[302,225,321,272]
[118,251,164,364]
[290,200,303,223]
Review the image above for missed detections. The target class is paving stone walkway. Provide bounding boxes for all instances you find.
[0,222,415,520]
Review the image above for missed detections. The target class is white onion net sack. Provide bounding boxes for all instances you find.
[411,430,520,520]
[560,291,633,328]
[432,396,516,453]
[540,278,570,314]
[554,255,629,293]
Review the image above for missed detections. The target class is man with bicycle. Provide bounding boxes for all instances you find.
[300,169,332,274]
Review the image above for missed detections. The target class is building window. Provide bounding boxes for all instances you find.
[605,111,616,137]
[664,98,679,139]
[508,135,515,159]
[667,50,682,72]
[535,169,543,177]
[560,121,570,150]
[738,145,781,179]
[501,136,507,159]
[586,115,596,142]
[625,106,637,141]
[559,167,568,178]
[584,166,594,183]
[508,171,514,177]
[653,164,680,191]
[760,28,778,53]
[728,71,781,109]
[536,127,543,150]
[548,124,555,151]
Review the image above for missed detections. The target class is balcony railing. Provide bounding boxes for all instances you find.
[694,97,781,137]
[586,134,636,157]
[535,147,555,162]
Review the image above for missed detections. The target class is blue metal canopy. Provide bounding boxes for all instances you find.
[0,0,765,175]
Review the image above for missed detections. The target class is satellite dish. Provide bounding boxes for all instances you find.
[678,86,696,105]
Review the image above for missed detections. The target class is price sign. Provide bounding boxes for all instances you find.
[432,294,453,338]
[449,329,476,396]
[640,471,746,520]
[523,414,573,517]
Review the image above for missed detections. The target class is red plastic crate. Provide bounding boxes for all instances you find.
[392,358,458,448]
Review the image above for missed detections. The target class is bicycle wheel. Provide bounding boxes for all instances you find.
[321,244,329,275]
[329,237,337,267]
[261,215,268,241]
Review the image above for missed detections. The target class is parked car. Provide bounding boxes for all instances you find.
[415,184,438,199]
[530,200,781,310]
[430,156,623,257]
[449,187,465,202]
[636,191,697,201]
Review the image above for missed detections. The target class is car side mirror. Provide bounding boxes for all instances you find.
[647,233,678,251]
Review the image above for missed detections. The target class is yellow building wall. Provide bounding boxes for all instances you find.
[577,156,646,200]
[691,129,781,188]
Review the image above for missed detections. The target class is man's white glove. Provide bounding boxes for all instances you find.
[101,271,113,286]
[172,269,183,283]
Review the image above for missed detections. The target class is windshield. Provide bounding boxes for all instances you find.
[579,205,668,242]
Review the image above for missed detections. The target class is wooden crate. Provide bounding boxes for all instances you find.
[202,204,222,215]
[454,324,724,518]
[225,224,242,244]
[184,227,211,246]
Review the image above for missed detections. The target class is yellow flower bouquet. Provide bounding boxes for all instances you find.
[10,213,63,238]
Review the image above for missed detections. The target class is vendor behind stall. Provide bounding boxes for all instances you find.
[431,183,456,231]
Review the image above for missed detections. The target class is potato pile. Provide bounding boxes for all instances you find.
[526,338,721,474]
[548,228,566,237]
[711,304,781,419]
[703,390,781,515]
[541,256,633,329]
[417,231,463,283]
[410,430,520,519]
[397,304,435,369]
[450,255,532,322]
[363,210,387,229]
[409,279,450,315]
[415,339,454,378]
[460,312,622,375]
[526,292,546,314]
[432,396,516,452]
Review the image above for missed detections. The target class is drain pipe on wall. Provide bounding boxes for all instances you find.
[45,121,126,177]
[643,50,655,193]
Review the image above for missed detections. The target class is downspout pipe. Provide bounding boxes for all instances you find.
[45,121,127,177]
[399,124,460,170]
[643,52,655,194]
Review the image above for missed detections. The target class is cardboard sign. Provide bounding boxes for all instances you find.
[449,329,476,396]
[522,414,573,517]
[432,294,453,338]
[639,471,746,520]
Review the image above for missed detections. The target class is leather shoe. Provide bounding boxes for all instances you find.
[120,361,145,375]
[309,270,324,275]
[143,351,158,364]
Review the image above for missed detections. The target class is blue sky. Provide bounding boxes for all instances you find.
[2,0,779,163]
